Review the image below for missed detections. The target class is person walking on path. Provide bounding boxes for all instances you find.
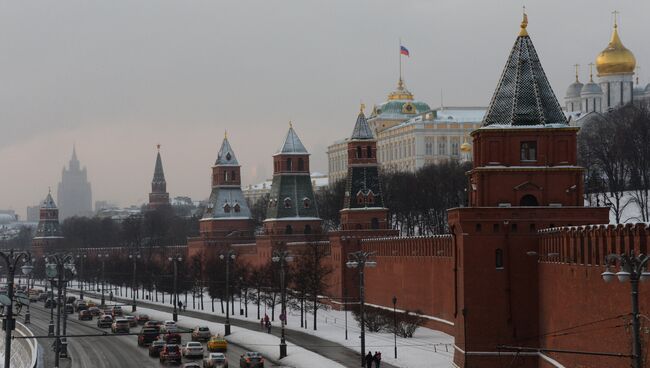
[260,318,264,330]
[365,351,373,368]
[265,320,272,334]
[373,351,382,368]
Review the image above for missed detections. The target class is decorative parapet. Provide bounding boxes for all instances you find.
[361,234,453,257]
[538,223,650,265]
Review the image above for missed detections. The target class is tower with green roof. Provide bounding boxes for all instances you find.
[263,124,322,235]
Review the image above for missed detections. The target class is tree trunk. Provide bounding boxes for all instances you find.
[256,288,260,320]
[220,298,224,314]
[313,297,317,330]
[300,298,304,328]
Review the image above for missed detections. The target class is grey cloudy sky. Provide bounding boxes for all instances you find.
[1,0,648,217]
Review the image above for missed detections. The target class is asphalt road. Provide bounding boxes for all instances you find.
[27,301,259,368]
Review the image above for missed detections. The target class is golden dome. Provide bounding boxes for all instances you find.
[387,78,414,101]
[460,141,471,153]
[596,23,636,76]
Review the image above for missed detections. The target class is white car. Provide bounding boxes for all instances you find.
[182,341,204,358]
[161,320,178,333]
[203,352,228,368]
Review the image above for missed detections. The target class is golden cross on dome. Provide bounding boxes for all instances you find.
[360,102,365,114]
[636,66,641,85]
[519,6,529,36]
[612,10,619,28]
[588,63,595,82]
[573,64,580,82]
[224,130,228,139]
[289,121,293,128]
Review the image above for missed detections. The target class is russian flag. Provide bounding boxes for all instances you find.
[400,45,410,57]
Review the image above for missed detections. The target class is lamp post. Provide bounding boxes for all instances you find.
[76,253,86,300]
[168,254,182,322]
[219,250,237,336]
[129,251,141,312]
[97,253,109,307]
[272,249,293,359]
[24,257,35,324]
[601,252,649,368]
[45,253,76,368]
[392,296,397,359]
[0,249,32,368]
[346,251,377,367]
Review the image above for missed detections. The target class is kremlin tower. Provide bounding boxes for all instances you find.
[263,124,322,235]
[31,190,64,257]
[147,145,171,210]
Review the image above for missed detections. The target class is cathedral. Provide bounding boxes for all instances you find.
[565,17,650,119]
[57,146,93,219]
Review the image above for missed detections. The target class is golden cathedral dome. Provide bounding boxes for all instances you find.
[596,23,636,76]
[387,78,414,101]
[460,142,472,153]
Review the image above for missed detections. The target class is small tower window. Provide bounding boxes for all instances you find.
[298,158,304,171]
[303,198,311,208]
[371,218,379,229]
[356,191,364,205]
[284,197,292,208]
[231,170,236,181]
[356,146,362,158]
[224,171,228,181]
[366,191,375,205]
[285,225,293,235]
[495,249,504,269]
[234,203,241,213]
[304,225,312,234]
[520,141,537,161]
[286,158,293,171]
[223,203,231,213]
[367,146,372,158]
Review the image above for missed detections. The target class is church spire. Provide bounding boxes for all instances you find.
[350,104,374,140]
[148,145,170,210]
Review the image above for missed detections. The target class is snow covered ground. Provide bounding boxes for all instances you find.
[75,285,454,368]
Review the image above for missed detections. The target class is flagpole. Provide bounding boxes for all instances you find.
[399,37,402,82]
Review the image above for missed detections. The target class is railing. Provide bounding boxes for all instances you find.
[0,320,38,368]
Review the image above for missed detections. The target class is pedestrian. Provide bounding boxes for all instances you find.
[373,351,382,368]
[260,318,264,330]
[109,291,113,302]
[266,320,272,334]
[178,300,183,310]
[365,351,373,368]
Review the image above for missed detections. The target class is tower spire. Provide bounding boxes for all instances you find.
[588,62,595,82]
[519,7,528,37]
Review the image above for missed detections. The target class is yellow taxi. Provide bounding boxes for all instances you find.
[86,301,97,308]
[207,335,227,352]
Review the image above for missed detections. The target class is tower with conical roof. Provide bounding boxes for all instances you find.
[339,106,389,230]
[263,124,322,235]
[200,134,254,237]
[32,189,64,256]
[57,145,92,219]
[148,145,170,210]
[447,13,609,368]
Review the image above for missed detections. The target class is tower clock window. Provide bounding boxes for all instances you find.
[520,141,537,161]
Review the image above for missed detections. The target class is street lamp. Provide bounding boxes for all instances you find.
[601,252,649,368]
[97,253,109,307]
[75,253,87,299]
[219,250,237,336]
[24,257,35,325]
[346,251,377,367]
[168,254,182,322]
[45,253,76,368]
[0,249,31,368]
[129,252,141,312]
[392,296,397,359]
[272,249,294,359]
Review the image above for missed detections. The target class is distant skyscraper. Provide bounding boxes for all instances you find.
[57,146,93,219]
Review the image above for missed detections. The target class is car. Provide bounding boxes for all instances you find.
[66,296,76,304]
[203,352,229,368]
[207,335,228,352]
[182,341,204,358]
[163,320,177,329]
[183,363,202,368]
[74,300,88,312]
[44,298,57,308]
[65,303,74,314]
[97,315,113,328]
[159,344,182,364]
[111,318,130,333]
[111,306,123,318]
[78,310,92,321]
[86,301,96,308]
[88,307,101,317]
[124,315,137,327]
[192,326,211,341]
[28,289,41,302]
[37,292,49,302]
[148,340,166,357]
[163,331,182,345]
[239,352,264,368]
[136,314,150,325]
[137,327,160,346]
[144,320,163,330]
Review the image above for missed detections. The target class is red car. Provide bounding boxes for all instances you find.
[163,331,182,345]
[136,314,150,325]
[138,327,160,347]
[159,344,182,364]
[78,310,92,321]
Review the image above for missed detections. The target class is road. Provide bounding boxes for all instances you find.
[27,300,258,368]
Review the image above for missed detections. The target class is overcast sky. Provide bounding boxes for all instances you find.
[1,0,648,217]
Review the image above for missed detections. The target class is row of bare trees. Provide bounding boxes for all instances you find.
[578,104,650,223]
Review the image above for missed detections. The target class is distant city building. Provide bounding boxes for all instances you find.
[95,206,142,221]
[57,146,93,219]
[327,94,484,183]
[147,145,171,210]
[26,205,40,222]
[94,200,117,213]
[564,18,650,122]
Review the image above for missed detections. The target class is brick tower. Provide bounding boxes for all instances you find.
[148,145,170,210]
[340,106,389,230]
[199,134,254,238]
[263,124,322,235]
[31,190,64,257]
[447,13,609,368]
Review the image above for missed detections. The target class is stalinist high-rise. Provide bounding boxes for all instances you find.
[57,146,93,219]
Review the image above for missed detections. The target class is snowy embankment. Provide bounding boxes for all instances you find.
[73,284,454,368]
